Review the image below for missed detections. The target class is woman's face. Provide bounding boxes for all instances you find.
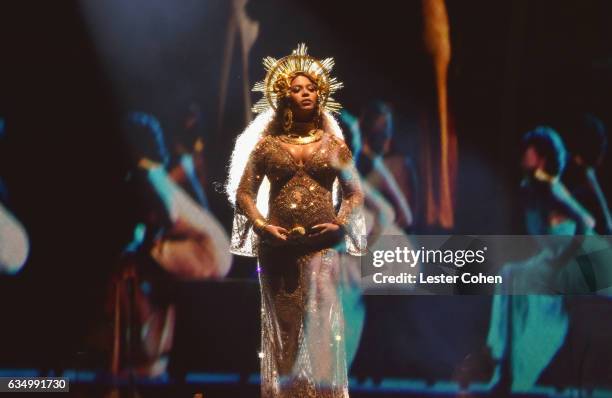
[521,145,543,173]
[288,75,318,117]
[365,113,392,154]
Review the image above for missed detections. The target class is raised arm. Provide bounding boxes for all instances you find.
[551,180,595,234]
[585,167,612,234]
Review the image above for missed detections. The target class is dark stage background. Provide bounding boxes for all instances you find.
[0,0,611,395]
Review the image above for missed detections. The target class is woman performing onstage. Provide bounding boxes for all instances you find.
[485,127,597,393]
[226,44,367,397]
[106,112,231,388]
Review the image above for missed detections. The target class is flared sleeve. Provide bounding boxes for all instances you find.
[332,139,368,256]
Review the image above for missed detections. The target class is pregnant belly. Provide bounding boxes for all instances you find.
[269,184,336,230]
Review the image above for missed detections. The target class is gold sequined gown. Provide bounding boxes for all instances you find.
[234,126,365,397]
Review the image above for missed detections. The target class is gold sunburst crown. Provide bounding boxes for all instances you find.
[252,43,343,115]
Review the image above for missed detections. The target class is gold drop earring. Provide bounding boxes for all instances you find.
[283,108,293,132]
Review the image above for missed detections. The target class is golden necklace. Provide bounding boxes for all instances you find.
[278,129,323,145]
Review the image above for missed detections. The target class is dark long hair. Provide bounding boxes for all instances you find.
[521,126,568,177]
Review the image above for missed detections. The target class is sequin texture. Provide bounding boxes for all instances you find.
[234,131,365,397]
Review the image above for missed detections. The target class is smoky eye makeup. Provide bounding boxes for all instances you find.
[290,84,317,93]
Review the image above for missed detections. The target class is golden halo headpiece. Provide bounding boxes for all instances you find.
[252,43,343,114]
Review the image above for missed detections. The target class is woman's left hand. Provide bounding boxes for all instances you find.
[308,223,343,245]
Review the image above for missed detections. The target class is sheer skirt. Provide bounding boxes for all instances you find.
[258,246,349,398]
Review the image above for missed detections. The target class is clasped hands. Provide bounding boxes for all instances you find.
[257,221,343,247]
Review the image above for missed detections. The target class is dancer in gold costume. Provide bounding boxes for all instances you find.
[226,44,366,397]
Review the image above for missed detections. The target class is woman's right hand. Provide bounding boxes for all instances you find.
[261,224,289,246]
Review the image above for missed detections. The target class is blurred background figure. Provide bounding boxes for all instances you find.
[0,198,28,275]
[562,114,612,234]
[341,101,418,233]
[339,107,421,370]
[168,103,210,210]
[0,117,29,275]
[106,112,231,388]
[484,126,594,393]
[519,126,594,235]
